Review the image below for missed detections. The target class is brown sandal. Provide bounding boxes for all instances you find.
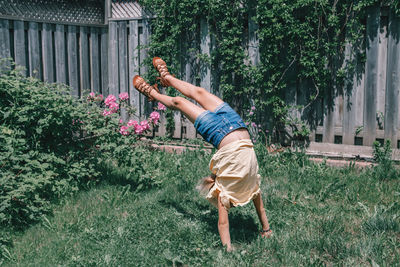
[132,75,159,101]
[153,57,172,87]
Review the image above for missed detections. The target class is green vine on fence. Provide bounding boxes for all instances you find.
[139,0,399,142]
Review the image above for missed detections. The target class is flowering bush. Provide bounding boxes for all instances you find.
[87,91,165,137]
[0,64,167,233]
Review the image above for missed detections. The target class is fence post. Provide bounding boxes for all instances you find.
[248,0,259,66]
[42,23,54,83]
[28,22,41,79]
[343,43,357,145]
[200,18,211,92]
[118,21,128,121]
[101,27,109,95]
[0,19,11,71]
[80,26,91,93]
[13,20,27,76]
[108,21,119,97]
[67,25,79,96]
[363,6,380,146]
[385,11,400,148]
[55,24,66,84]
[139,18,151,118]
[129,20,140,119]
[90,27,101,93]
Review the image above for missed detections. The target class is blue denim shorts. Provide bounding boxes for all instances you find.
[194,102,247,149]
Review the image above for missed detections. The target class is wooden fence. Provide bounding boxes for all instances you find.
[0,6,399,148]
[312,7,400,149]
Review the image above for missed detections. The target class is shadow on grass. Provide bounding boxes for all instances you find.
[159,197,259,244]
[95,162,147,191]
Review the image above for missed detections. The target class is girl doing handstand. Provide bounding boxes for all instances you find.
[133,57,272,251]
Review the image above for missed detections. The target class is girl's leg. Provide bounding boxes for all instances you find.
[217,192,232,251]
[163,75,224,112]
[252,193,272,237]
[149,89,205,123]
[153,58,222,111]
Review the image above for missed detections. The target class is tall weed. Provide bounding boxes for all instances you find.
[372,140,398,180]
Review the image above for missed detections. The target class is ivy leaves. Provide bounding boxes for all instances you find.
[140,0,398,141]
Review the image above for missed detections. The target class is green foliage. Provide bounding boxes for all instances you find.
[0,67,95,228]
[0,65,158,231]
[139,0,399,143]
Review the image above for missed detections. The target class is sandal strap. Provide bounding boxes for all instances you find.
[133,76,159,101]
[156,65,170,78]
[261,228,271,233]
[153,57,171,86]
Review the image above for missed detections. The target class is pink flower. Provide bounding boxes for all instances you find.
[251,106,256,111]
[103,109,112,116]
[249,111,254,116]
[149,111,160,124]
[119,119,123,124]
[251,122,257,128]
[134,124,144,135]
[127,120,138,127]
[105,95,117,106]
[119,92,129,101]
[119,126,130,136]
[140,120,150,131]
[89,92,95,98]
[157,102,166,111]
[245,122,249,126]
[109,102,119,112]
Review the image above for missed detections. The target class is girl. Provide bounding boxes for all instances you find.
[133,57,272,251]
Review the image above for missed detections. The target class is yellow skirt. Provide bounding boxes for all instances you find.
[206,139,261,211]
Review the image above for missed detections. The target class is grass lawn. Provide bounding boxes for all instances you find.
[2,146,399,266]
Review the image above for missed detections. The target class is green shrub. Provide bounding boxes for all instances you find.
[0,64,160,230]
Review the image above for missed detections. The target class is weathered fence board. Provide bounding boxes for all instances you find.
[376,14,388,139]
[118,21,128,121]
[342,43,356,145]
[322,86,335,143]
[101,27,109,95]
[80,26,90,92]
[200,18,211,93]
[13,20,26,76]
[67,25,79,96]
[363,7,380,146]
[139,19,151,119]
[55,24,66,84]
[28,22,41,79]
[108,21,119,98]
[90,27,100,92]
[385,11,400,146]
[248,1,259,66]
[118,21,128,96]
[0,19,11,71]
[42,23,54,83]
[178,31,197,139]
[128,20,140,119]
